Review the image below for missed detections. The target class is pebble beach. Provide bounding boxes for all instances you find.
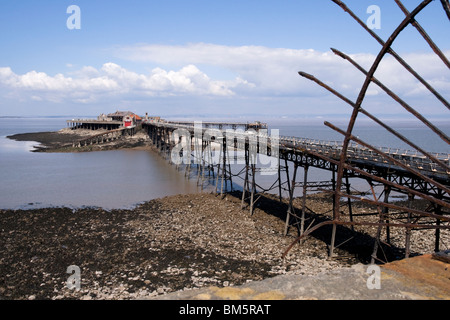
[1,190,446,300]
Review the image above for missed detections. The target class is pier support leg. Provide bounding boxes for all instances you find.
[370,181,384,264]
[405,193,414,258]
[215,163,221,194]
[284,163,298,236]
[383,185,391,244]
[435,204,442,253]
[283,158,291,236]
[329,164,337,258]
[185,141,192,178]
[345,171,354,232]
[196,139,205,187]
[330,224,337,258]
[220,142,226,197]
[300,165,309,237]
[250,164,256,215]
[277,157,282,203]
[434,190,444,253]
[241,148,250,209]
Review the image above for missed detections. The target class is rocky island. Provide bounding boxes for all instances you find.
[7,127,152,153]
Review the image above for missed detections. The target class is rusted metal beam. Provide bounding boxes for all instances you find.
[330,48,450,146]
[298,69,450,173]
[395,0,450,69]
[321,189,450,223]
[332,0,436,236]
[282,217,449,259]
[331,0,450,110]
[286,1,449,260]
[441,0,450,21]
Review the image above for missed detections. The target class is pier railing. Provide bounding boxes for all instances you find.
[143,121,449,178]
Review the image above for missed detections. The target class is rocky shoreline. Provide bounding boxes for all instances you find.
[7,127,152,153]
[1,190,446,300]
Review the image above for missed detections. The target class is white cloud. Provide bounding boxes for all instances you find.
[0,62,243,104]
[0,43,448,117]
[115,43,450,101]
[116,44,350,95]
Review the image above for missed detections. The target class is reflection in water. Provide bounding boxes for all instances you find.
[0,138,37,153]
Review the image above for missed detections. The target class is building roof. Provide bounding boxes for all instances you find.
[107,111,134,117]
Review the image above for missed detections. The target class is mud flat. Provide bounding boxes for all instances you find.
[1,190,446,300]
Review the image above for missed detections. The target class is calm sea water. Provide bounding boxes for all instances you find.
[0,117,199,210]
[0,117,448,210]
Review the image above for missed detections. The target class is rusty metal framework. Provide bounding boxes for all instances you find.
[283,0,450,262]
[140,0,450,264]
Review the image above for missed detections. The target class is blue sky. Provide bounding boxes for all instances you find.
[0,0,449,121]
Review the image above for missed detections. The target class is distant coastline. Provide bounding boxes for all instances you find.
[2,114,449,124]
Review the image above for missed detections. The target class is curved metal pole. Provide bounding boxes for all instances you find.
[330,48,450,146]
[395,0,450,69]
[331,0,450,110]
[282,220,334,259]
[298,70,450,173]
[334,0,433,225]
[441,0,450,20]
